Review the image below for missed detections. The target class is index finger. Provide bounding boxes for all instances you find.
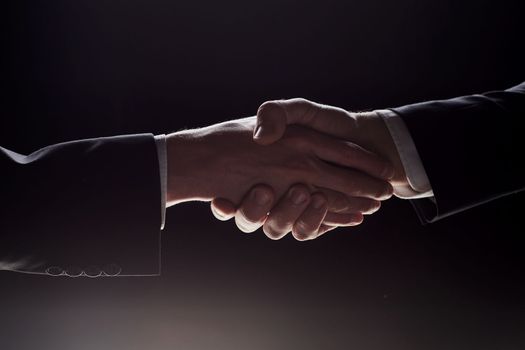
[308,130,395,180]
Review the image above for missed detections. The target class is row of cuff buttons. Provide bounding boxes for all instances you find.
[45,264,122,277]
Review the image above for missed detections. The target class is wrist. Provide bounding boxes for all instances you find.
[165,129,217,206]
[352,111,409,188]
[165,117,268,207]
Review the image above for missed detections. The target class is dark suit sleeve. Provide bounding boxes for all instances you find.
[392,82,525,223]
[0,134,162,277]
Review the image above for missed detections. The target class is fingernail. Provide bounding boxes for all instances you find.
[253,125,263,139]
[253,188,271,205]
[289,188,308,205]
[312,196,326,209]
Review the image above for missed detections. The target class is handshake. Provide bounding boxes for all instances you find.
[166,98,410,241]
[1,83,520,276]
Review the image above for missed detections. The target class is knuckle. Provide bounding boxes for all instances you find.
[289,183,311,194]
[263,224,286,240]
[292,229,312,241]
[289,97,312,110]
[286,186,311,206]
[257,101,279,116]
[293,220,314,239]
[249,185,275,207]
[311,192,328,205]
[293,97,310,104]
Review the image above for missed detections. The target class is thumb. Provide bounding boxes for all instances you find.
[254,98,355,145]
[253,101,288,145]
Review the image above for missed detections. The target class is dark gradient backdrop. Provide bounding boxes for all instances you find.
[1,1,524,349]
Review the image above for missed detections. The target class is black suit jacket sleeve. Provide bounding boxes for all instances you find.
[392,82,525,223]
[0,134,162,277]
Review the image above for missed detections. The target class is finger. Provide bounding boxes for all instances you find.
[263,184,311,240]
[234,185,275,233]
[315,187,381,214]
[316,214,365,239]
[315,162,394,200]
[308,134,395,180]
[317,224,338,237]
[292,193,328,241]
[211,198,237,221]
[253,101,288,145]
[280,125,394,180]
[254,98,357,145]
[323,212,364,226]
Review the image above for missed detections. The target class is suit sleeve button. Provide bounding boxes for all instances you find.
[84,265,101,278]
[103,263,122,276]
[65,266,83,277]
[45,266,64,276]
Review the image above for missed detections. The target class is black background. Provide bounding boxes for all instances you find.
[1,1,524,349]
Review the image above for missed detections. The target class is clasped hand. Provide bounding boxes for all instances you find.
[166,99,406,240]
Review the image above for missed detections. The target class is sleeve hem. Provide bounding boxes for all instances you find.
[154,134,167,230]
[376,109,434,199]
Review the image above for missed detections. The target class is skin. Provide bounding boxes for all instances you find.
[211,99,410,240]
[165,116,395,238]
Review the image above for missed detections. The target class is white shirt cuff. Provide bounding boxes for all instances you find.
[154,134,167,230]
[376,110,434,199]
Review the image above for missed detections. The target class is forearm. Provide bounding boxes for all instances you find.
[349,111,409,189]
[392,81,525,222]
[165,128,219,206]
[1,134,162,276]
